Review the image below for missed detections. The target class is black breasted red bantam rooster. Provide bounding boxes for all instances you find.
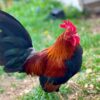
[0,10,83,92]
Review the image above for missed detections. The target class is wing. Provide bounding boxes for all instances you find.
[24,50,48,76]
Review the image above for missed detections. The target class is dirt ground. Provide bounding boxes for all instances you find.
[0,74,39,100]
[0,74,100,100]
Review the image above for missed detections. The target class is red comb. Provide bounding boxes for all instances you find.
[60,20,77,33]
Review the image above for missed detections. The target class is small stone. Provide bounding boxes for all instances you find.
[84,84,88,88]
[89,84,94,89]
[86,69,92,74]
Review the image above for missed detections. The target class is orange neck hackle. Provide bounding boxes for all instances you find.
[47,33,75,61]
[43,33,76,78]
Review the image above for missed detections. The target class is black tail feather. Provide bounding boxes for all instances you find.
[0,10,33,72]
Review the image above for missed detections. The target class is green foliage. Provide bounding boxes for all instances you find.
[21,86,59,100]
[13,72,27,80]
[60,84,72,94]
[0,66,4,75]
[6,0,62,23]
[0,87,5,94]
[64,5,83,18]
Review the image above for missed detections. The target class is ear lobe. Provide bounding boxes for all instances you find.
[70,34,80,46]
[74,34,80,44]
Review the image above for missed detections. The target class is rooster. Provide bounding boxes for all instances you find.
[0,10,83,92]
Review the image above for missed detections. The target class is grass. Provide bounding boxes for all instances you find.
[21,86,60,100]
[0,87,5,94]
[0,1,100,100]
